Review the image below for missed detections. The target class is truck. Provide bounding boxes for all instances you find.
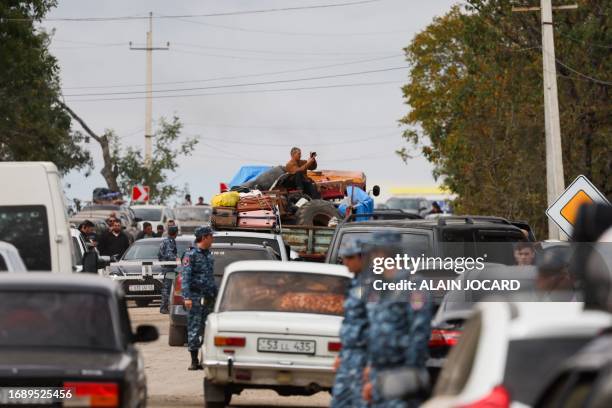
[217,166,378,261]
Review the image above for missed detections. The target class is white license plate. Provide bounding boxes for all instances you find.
[129,284,155,291]
[257,338,316,355]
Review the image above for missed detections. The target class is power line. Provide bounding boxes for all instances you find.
[61,54,402,90]
[172,42,394,56]
[189,131,400,147]
[64,80,400,102]
[557,32,612,49]
[176,17,412,37]
[182,123,396,131]
[169,47,361,63]
[12,0,382,22]
[63,66,408,97]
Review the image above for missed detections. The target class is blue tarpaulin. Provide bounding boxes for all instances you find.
[338,186,374,221]
[229,166,272,188]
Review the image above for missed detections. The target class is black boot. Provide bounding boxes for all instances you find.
[188,350,203,370]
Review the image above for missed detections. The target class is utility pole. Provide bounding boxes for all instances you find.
[512,1,576,240]
[130,12,169,168]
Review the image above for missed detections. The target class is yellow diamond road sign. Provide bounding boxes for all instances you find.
[546,175,610,237]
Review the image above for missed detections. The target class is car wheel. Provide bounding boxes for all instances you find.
[168,323,187,347]
[135,299,150,307]
[204,378,228,408]
[295,199,339,226]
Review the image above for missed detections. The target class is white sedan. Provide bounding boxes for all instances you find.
[202,260,352,408]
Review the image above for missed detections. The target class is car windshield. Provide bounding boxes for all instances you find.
[132,208,162,221]
[123,241,160,260]
[0,291,118,350]
[219,271,349,316]
[174,207,212,222]
[213,236,282,259]
[386,198,421,210]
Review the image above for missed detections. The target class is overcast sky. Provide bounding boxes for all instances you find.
[43,0,458,204]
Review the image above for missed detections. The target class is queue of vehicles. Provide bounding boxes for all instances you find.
[3,161,611,408]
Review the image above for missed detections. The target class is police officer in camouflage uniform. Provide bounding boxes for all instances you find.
[158,225,179,314]
[182,226,217,370]
[331,237,368,408]
[362,231,432,408]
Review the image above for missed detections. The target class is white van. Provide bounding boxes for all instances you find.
[0,162,73,272]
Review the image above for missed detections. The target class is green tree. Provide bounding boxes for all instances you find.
[400,1,611,238]
[112,117,198,204]
[0,0,91,173]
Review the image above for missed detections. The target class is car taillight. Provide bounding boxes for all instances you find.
[173,273,183,305]
[214,336,246,347]
[63,382,119,407]
[458,385,510,408]
[328,341,342,352]
[429,329,462,348]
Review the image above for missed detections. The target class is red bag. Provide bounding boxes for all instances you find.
[238,210,277,229]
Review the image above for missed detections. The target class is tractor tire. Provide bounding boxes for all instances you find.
[295,199,339,227]
[168,323,187,347]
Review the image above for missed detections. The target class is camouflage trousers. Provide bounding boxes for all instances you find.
[187,296,214,352]
[159,277,173,312]
[369,367,418,408]
[331,350,367,408]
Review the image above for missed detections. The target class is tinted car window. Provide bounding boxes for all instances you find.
[219,271,348,315]
[504,338,592,405]
[0,292,118,350]
[0,255,6,271]
[132,208,162,221]
[336,231,431,263]
[441,228,524,264]
[71,237,82,266]
[0,206,51,270]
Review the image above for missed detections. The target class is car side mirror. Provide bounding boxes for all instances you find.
[134,325,159,343]
[372,185,380,197]
[378,367,430,401]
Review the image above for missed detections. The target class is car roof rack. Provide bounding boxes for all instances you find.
[436,215,512,227]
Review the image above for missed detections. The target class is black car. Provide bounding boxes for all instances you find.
[168,242,280,346]
[326,216,533,265]
[0,273,158,407]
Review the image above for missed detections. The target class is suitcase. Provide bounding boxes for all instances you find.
[238,210,277,229]
[237,195,282,212]
[211,207,237,228]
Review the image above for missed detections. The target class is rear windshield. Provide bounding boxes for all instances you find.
[174,207,212,222]
[503,337,592,405]
[0,205,50,270]
[122,241,160,260]
[0,291,118,350]
[441,229,526,265]
[132,208,162,221]
[335,231,431,262]
[213,236,282,258]
[210,248,276,280]
[219,271,349,316]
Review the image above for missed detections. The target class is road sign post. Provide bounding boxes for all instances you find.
[545,175,610,238]
[132,185,150,203]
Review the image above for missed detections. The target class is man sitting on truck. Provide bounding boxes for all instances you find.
[285,147,320,199]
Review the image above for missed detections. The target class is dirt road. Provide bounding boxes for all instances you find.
[129,305,330,407]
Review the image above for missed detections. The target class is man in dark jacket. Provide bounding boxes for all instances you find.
[98,219,131,259]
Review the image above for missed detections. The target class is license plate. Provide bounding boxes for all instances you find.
[129,284,154,291]
[257,338,316,355]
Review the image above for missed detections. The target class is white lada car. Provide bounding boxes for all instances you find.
[202,260,352,408]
